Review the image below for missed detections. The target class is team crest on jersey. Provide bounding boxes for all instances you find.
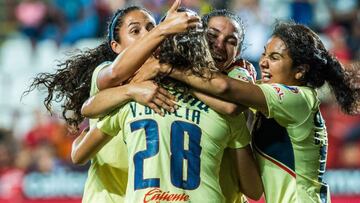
[143,188,190,203]
[271,84,284,101]
[281,84,300,93]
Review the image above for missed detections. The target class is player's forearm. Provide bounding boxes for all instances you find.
[170,69,267,112]
[81,85,132,118]
[71,128,89,165]
[170,69,228,95]
[191,90,246,116]
[71,128,112,165]
[232,146,263,200]
[97,26,169,90]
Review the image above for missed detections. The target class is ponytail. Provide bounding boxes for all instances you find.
[321,54,358,114]
[272,21,359,114]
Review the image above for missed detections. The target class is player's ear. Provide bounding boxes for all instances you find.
[111,40,122,54]
[295,64,309,81]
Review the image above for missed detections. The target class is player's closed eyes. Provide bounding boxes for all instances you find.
[226,38,237,46]
[260,52,280,61]
[269,54,281,61]
[206,32,217,41]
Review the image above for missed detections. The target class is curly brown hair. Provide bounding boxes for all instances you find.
[155,8,216,93]
[23,6,153,131]
[273,21,359,114]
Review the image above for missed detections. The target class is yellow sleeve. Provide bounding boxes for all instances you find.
[96,109,122,137]
[226,113,251,149]
[258,83,314,127]
[89,61,112,128]
[90,61,112,96]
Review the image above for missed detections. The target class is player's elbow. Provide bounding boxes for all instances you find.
[81,105,92,118]
[224,104,247,116]
[71,145,89,165]
[213,77,230,95]
[109,66,127,86]
[244,182,263,201]
[71,151,88,165]
[71,156,82,165]
[81,98,97,119]
[81,108,96,119]
[108,70,121,85]
[246,188,263,201]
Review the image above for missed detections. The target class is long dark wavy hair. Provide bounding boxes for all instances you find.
[273,21,359,114]
[155,8,216,92]
[23,6,153,131]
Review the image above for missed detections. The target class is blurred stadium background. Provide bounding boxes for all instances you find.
[0,0,359,202]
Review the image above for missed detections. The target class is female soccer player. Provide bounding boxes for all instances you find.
[25,1,200,202]
[81,9,262,202]
[72,13,262,202]
[160,21,359,202]
[25,0,199,131]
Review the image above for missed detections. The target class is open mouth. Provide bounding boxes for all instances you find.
[211,52,226,64]
[262,72,272,82]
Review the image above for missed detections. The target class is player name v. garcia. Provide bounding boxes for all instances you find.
[129,92,210,125]
[143,188,190,203]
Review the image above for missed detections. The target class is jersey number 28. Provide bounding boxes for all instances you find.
[130,119,201,190]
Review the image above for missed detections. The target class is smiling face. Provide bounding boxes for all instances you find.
[259,37,301,85]
[111,9,156,54]
[206,16,241,71]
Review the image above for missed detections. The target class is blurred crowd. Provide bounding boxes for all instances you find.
[0,0,359,62]
[0,110,88,200]
[0,0,217,50]
[0,0,359,200]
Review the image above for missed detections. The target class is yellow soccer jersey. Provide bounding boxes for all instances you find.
[82,61,128,203]
[253,84,330,203]
[97,91,251,203]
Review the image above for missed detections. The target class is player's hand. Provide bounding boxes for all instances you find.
[158,0,201,35]
[130,57,171,83]
[128,81,177,116]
